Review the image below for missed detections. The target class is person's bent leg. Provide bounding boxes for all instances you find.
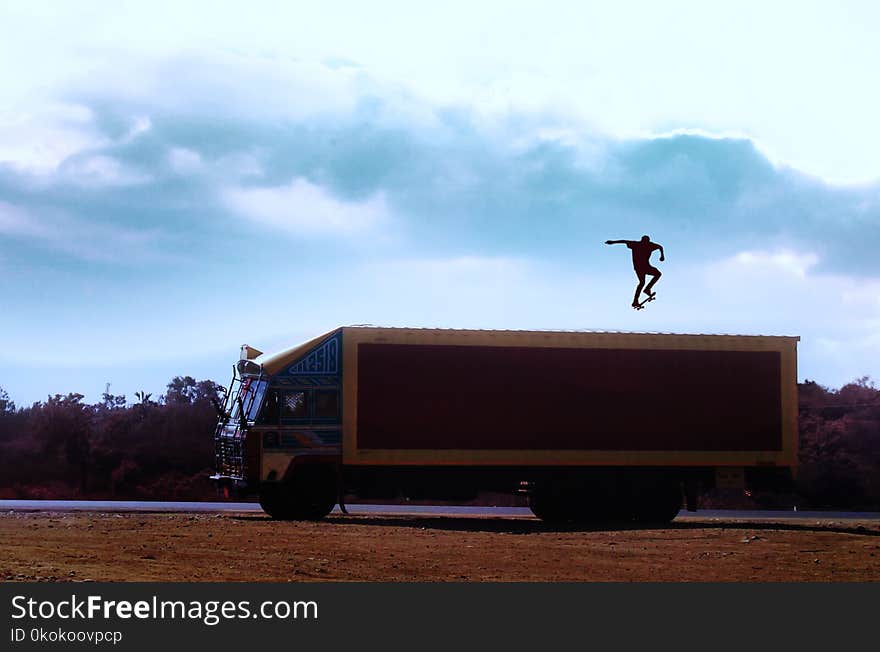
[644,269,661,295]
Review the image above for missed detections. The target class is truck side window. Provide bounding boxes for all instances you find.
[257,389,280,425]
[314,390,339,419]
[282,391,309,418]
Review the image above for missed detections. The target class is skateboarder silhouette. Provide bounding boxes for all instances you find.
[605,235,665,309]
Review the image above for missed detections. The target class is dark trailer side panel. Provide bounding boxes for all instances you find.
[356,343,782,452]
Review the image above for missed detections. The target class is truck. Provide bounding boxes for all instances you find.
[211,326,799,523]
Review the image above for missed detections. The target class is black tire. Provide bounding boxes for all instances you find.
[528,495,571,523]
[290,466,337,520]
[528,481,574,523]
[631,480,682,524]
[258,484,297,520]
[575,495,634,524]
[259,467,337,521]
[530,476,637,525]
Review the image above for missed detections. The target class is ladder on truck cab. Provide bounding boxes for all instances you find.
[212,366,263,485]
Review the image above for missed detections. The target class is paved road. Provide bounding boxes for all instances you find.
[1,500,878,520]
[0,501,528,516]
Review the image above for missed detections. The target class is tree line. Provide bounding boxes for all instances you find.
[0,376,878,508]
[796,377,880,509]
[0,377,225,501]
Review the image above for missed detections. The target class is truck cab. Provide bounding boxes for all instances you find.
[211,334,343,519]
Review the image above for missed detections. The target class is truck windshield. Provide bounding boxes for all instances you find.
[227,378,268,423]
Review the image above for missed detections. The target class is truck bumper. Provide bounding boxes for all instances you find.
[209,474,253,498]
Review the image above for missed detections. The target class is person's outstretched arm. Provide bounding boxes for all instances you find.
[605,239,632,245]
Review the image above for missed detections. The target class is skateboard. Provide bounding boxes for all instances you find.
[633,294,656,310]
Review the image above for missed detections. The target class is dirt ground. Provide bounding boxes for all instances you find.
[2,511,879,582]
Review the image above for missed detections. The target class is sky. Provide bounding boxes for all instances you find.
[1,1,879,406]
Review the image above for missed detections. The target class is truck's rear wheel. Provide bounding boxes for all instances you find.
[528,495,571,523]
[631,480,682,524]
[528,481,576,523]
[259,467,337,521]
[530,474,681,525]
[529,485,614,524]
[530,495,634,524]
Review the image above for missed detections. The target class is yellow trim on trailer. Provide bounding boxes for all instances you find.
[339,326,799,468]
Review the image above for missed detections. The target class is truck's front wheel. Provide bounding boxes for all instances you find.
[258,468,337,521]
[258,484,296,520]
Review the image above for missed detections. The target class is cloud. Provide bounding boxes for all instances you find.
[1,59,877,285]
[729,250,820,279]
[68,52,371,125]
[3,52,876,270]
[122,116,152,143]
[0,200,170,264]
[0,103,105,175]
[0,201,57,240]
[167,147,203,174]
[223,177,390,236]
[5,3,880,183]
[0,57,876,282]
[57,154,151,187]
[0,102,155,189]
